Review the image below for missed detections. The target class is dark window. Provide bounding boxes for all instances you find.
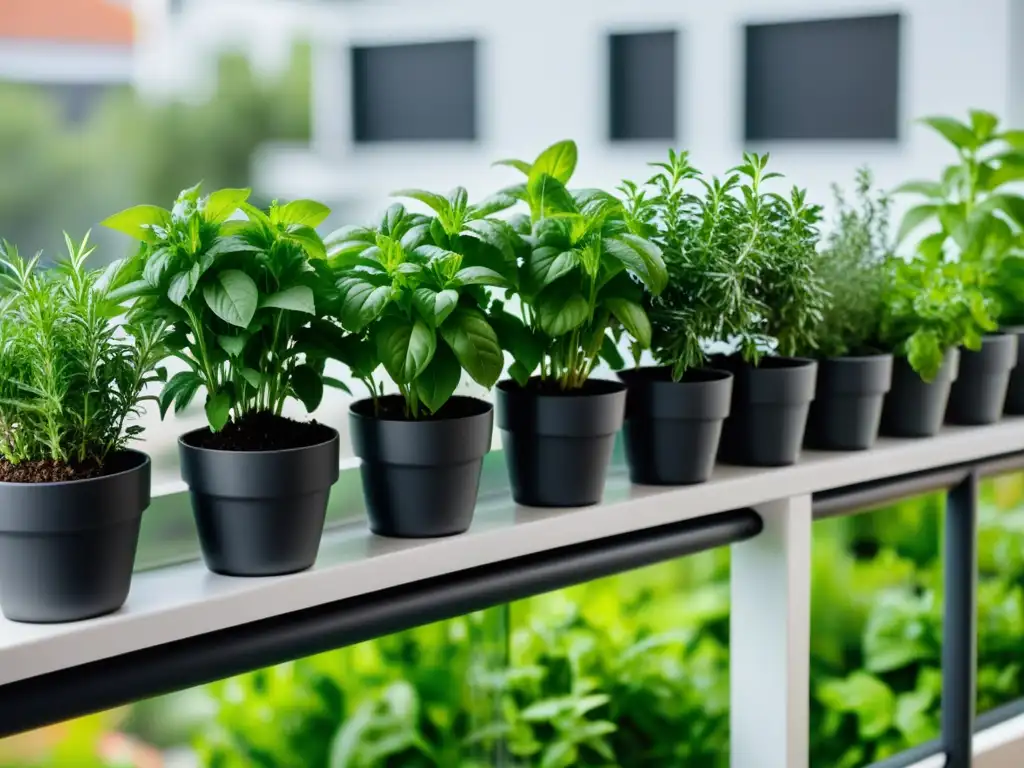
[744,14,901,141]
[351,40,477,142]
[45,83,110,125]
[609,31,676,141]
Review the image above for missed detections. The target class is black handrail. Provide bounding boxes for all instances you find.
[0,508,761,739]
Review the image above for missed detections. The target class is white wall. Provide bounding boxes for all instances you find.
[250,0,1019,226]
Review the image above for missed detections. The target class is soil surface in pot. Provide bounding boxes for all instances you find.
[0,450,138,483]
[620,367,728,384]
[185,411,335,452]
[506,377,624,396]
[352,394,490,422]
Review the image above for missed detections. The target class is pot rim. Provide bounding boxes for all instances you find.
[497,376,627,396]
[0,449,149,489]
[348,394,494,424]
[178,426,340,456]
[820,352,894,364]
[617,365,734,384]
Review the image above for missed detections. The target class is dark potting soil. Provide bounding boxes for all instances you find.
[0,451,137,484]
[352,395,490,422]
[186,411,335,452]
[512,377,624,397]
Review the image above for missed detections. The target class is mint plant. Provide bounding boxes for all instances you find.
[103,184,339,433]
[812,168,891,358]
[326,194,512,418]
[492,140,668,390]
[895,110,1024,326]
[0,233,166,480]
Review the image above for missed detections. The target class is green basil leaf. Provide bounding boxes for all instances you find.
[536,284,590,337]
[205,390,232,432]
[167,271,193,306]
[203,269,259,328]
[375,315,436,385]
[452,266,507,287]
[492,158,532,176]
[142,248,173,288]
[526,246,578,291]
[204,188,250,224]
[489,311,543,374]
[413,287,459,327]
[531,140,577,184]
[606,298,652,348]
[439,307,504,388]
[217,335,246,358]
[337,276,391,331]
[240,368,261,389]
[276,199,331,228]
[602,235,667,294]
[919,116,978,150]
[259,285,316,314]
[392,189,451,217]
[414,342,461,414]
[101,205,171,243]
[527,173,578,217]
[290,364,324,412]
[896,205,939,245]
[159,371,202,419]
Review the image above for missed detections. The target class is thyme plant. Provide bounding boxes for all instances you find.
[104,184,339,432]
[0,234,166,472]
[812,168,891,358]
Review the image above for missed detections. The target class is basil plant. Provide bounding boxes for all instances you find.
[326,191,518,418]
[491,140,668,390]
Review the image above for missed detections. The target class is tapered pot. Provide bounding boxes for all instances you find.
[880,349,960,438]
[179,428,339,576]
[1003,327,1024,415]
[946,333,1019,425]
[716,357,818,467]
[496,378,626,507]
[805,354,893,451]
[350,396,493,538]
[0,450,150,623]
[618,367,733,485]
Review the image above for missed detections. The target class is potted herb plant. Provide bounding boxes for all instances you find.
[802,169,894,451]
[876,253,993,437]
[894,110,1020,423]
[103,185,341,576]
[491,140,667,506]
[327,195,507,537]
[614,150,737,485]
[697,154,824,467]
[0,234,165,622]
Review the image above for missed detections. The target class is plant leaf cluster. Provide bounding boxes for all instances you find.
[813,168,891,358]
[0,234,166,467]
[896,109,1024,326]
[103,184,340,431]
[326,190,516,418]
[493,140,668,389]
[621,151,824,375]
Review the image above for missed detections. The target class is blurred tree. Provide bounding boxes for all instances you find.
[0,43,311,261]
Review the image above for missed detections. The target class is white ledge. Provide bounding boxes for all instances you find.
[1,419,1024,686]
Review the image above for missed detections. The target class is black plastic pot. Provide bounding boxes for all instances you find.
[946,333,1019,425]
[1003,327,1024,415]
[0,450,150,623]
[617,367,733,485]
[805,354,893,451]
[179,428,339,576]
[880,349,960,438]
[496,378,626,507]
[350,396,493,538]
[716,357,818,467]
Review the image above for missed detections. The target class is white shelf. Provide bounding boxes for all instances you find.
[1,418,1023,687]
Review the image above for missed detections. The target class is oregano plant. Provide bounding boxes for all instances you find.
[325,194,513,418]
[491,140,668,390]
[0,233,167,479]
[103,184,340,432]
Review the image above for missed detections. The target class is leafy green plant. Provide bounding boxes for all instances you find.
[877,253,995,380]
[619,150,767,377]
[0,233,165,474]
[102,184,339,432]
[325,193,514,418]
[812,168,891,358]
[895,109,1024,326]
[492,140,668,389]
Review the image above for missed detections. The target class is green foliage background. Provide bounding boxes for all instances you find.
[0,46,310,261]
[180,471,1024,768]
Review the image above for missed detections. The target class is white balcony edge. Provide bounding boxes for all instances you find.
[0,419,1023,687]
